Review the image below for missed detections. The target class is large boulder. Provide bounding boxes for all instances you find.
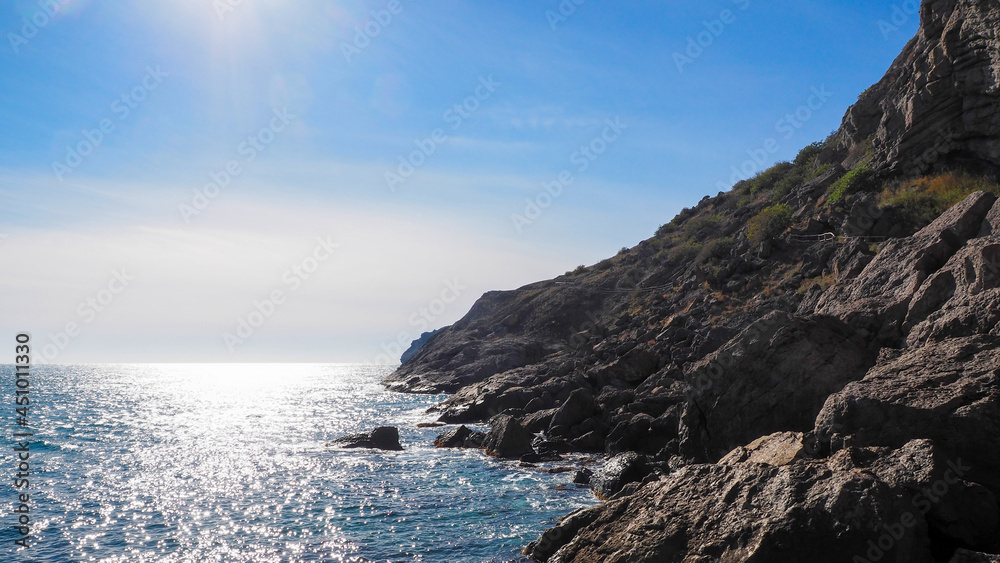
[814,191,997,345]
[904,233,1000,345]
[528,446,944,563]
[588,452,651,500]
[433,425,486,448]
[814,335,1000,497]
[680,311,875,461]
[718,431,809,467]
[864,440,1000,553]
[328,426,403,451]
[548,388,596,433]
[483,415,534,458]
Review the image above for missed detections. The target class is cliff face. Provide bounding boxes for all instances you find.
[824,0,1000,177]
[384,0,1000,561]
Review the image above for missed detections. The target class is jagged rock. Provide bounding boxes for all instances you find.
[464,430,487,449]
[981,198,1000,236]
[681,311,875,461]
[815,191,997,344]
[523,408,558,433]
[718,431,809,467]
[588,452,651,500]
[572,468,592,485]
[434,425,474,448]
[568,430,604,452]
[951,550,1000,563]
[529,446,942,563]
[904,234,1000,345]
[520,452,563,463]
[814,335,1000,497]
[549,388,596,432]
[483,415,534,458]
[524,505,604,563]
[328,426,402,451]
[863,439,1000,553]
[823,0,1000,177]
[833,238,876,278]
[604,413,654,454]
[399,328,444,365]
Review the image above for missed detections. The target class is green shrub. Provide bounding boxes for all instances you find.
[828,164,878,204]
[794,142,824,167]
[747,204,792,245]
[748,162,795,195]
[812,163,832,178]
[655,223,678,237]
[682,214,724,242]
[772,167,808,200]
[572,265,587,275]
[696,237,734,263]
[880,173,1000,226]
[660,241,702,264]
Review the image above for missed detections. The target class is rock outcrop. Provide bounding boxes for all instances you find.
[812,191,997,344]
[822,0,1000,177]
[328,426,403,451]
[681,311,876,461]
[483,415,534,458]
[814,334,1000,496]
[526,440,998,563]
[399,328,443,365]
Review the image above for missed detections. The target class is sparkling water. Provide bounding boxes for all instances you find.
[1,364,596,562]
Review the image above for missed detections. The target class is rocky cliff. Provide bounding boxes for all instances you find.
[384,1,1000,561]
[822,0,1000,177]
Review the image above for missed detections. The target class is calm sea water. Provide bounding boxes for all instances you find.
[1,364,596,562]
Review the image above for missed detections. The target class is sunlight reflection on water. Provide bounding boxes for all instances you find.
[2,364,596,562]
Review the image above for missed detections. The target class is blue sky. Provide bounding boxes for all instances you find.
[0,0,919,362]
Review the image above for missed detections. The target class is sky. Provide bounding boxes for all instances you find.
[0,0,920,363]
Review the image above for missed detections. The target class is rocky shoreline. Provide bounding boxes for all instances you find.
[384,0,1000,560]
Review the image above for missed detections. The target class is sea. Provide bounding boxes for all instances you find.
[1,364,597,562]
